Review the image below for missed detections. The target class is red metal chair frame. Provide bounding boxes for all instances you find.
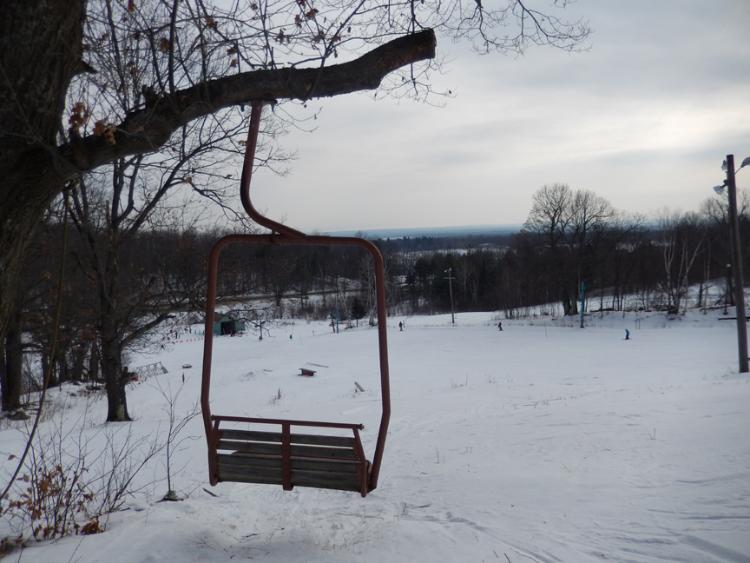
[201,102,391,495]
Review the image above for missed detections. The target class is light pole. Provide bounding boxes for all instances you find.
[713,154,750,373]
[444,267,455,325]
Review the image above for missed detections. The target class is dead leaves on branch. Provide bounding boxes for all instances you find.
[93,120,117,145]
[3,465,99,541]
[158,37,171,54]
[68,102,90,136]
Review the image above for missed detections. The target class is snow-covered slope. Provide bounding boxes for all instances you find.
[3,312,749,562]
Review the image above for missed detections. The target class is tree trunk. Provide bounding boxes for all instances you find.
[101,330,130,422]
[0,0,85,343]
[98,245,131,421]
[1,307,23,412]
[45,345,60,389]
[0,340,5,410]
[88,341,101,382]
[53,357,65,388]
[561,288,578,316]
[71,345,85,382]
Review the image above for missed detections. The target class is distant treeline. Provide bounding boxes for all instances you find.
[375,233,515,254]
[384,184,744,318]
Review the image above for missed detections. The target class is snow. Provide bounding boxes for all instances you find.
[3,311,750,562]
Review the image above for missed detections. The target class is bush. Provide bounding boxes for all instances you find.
[1,401,161,552]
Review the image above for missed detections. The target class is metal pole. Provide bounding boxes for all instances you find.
[726,154,749,373]
[445,268,455,324]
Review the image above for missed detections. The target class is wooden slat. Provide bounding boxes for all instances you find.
[218,454,282,471]
[217,464,362,492]
[219,453,360,473]
[213,415,363,431]
[218,469,283,486]
[220,430,281,443]
[289,443,359,459]
[219,460,362,482]
[219,463,280,480]
[218,440,359,460]
[293,469,360,491]
[281,423,292,490]
[218,440,280,456]
[220,453,282,469]
[219,429,355,448]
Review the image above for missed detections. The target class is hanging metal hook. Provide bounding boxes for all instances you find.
[240,101,305,238]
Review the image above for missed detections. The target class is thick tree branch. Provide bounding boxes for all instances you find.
[121,311,173,348]
[62,29,436,174]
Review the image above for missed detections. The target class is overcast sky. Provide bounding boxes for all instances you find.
[246,0,750,233]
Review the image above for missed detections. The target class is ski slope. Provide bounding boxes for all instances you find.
[3,311,750,562]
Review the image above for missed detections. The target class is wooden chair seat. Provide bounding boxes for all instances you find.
[214,428,369,494]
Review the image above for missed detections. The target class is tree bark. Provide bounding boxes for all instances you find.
[101,332,130,422]
[96,240,132,421]
[99,254,131,422]
[1,306,23,412]
[88,341,100,382]
[0,0,85,342]
[71,344,85,382]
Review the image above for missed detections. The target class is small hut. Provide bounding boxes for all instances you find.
[212,313,245,336]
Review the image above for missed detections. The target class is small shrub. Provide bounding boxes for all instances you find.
[1,403,161,549]
[79,517,102,535]
[3,454,94,540]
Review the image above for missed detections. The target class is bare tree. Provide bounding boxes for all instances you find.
[523,184,617,315]
[568,190,616,249]
[523,183,576,313]
[658,210,706,313]
[0,0,590,347]
[152,377,200,502]
[523,183,572,251]
[699,191,750,308]
[67,116,252,421]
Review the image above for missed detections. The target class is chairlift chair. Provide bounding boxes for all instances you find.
[201,102,391,496]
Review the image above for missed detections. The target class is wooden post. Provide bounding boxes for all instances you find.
[281,422,292,490]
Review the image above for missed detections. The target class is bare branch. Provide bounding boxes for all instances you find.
[61,29,436,174]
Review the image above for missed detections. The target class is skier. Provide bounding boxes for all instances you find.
[497,321,503,331]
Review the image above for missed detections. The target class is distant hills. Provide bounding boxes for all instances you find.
[328,224,521,239]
